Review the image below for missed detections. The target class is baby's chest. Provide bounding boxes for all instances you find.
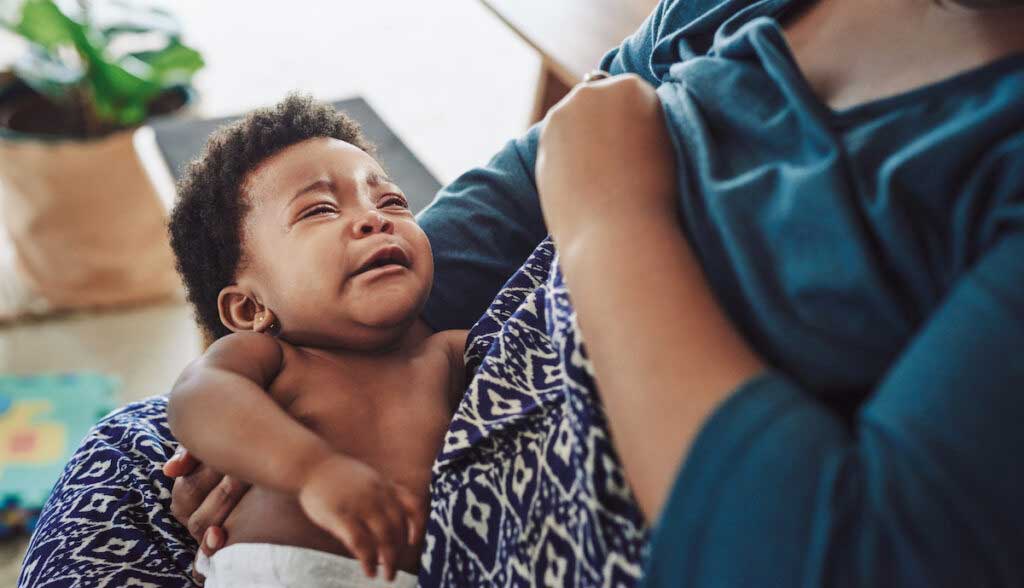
[275,354,453,461]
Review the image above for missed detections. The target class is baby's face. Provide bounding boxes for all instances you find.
[233,137,433,350]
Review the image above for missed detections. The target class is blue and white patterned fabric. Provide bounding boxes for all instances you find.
[19,238,646,587]
[17,396,196,587]
[419,238,648,587]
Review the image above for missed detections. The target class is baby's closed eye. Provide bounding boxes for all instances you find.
[377,194,409,209]
[299,204,338,220]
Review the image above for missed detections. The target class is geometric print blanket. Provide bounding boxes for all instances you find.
[18,237,647,587]
[419,238,648,587]
[17,396,197,587]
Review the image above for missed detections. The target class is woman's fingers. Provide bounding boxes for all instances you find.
[188,526,223,586]
[200,526,225,556]
[169,465,224,539]
[190,561,206,586]
[185,475,249,543]
[162,446,199,478]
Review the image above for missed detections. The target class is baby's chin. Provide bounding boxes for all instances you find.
[312,293,424,349]
[349,301,421,331]
[283,312,418,351]
[349,283,426,322]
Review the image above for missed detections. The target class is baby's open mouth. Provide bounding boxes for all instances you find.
[352,245,411,276]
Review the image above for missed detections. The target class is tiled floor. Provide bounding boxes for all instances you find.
[0,0,538,580]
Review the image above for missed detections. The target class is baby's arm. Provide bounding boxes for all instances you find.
[167,332,332,496]
[167,332,421,580]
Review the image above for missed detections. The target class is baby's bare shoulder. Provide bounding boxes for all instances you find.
[421,330,469,362]
[427,330,470,378]
[196,331,284,388]
[262,339,315,405]
[420,330,470,410]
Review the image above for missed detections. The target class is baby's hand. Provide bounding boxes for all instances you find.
[297,454,425,582]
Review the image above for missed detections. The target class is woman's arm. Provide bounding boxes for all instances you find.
[560,221,765,521]
[537,74,765,520]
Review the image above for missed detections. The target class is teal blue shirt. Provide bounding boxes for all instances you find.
[417,0,1024,585]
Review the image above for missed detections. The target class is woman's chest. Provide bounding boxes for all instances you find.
[653,59,995,394]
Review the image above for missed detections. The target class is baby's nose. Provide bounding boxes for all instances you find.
[354,210,393,236]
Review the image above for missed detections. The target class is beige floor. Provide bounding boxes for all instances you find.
[0,0,539,581]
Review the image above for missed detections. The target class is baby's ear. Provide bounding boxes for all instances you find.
[217,286,277,333]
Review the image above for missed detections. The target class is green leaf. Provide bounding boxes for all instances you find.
[13,0,79,51]
[88,76,151,126]
[6,0,203,129]
[127,39,203,86]
[110,98,146,125]
[86,56,162,124]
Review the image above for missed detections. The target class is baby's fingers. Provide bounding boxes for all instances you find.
[394,485,427,546]
[366,513,402,582]
[332,516,378,579]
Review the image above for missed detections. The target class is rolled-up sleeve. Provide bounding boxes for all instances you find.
[643,231,1024,587]
[416,125,546,331]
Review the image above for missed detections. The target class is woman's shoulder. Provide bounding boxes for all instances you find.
[627,0,800,82]
[656,0,774,26]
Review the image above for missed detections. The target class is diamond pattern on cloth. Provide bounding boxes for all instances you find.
[18,397,197,587]
[420,238,648,588]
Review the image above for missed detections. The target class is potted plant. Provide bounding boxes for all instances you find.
[0,0,203,320]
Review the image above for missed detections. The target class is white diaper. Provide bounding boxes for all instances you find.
[195,543,418,588]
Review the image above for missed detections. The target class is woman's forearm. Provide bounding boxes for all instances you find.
[167,366,335,496]
[556,218,765,523]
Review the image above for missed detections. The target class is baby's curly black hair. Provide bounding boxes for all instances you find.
[168,94,375,340]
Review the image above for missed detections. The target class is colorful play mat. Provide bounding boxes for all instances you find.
[0,373,118,537]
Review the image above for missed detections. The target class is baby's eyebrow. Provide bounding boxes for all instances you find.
[285,171,394,207]
[365,170,395,187]
[287,179,332,205]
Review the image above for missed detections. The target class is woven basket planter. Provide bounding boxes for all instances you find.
[0,78,189,319]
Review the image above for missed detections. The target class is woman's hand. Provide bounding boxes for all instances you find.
[164,446,249,542]
[163,446,249,584]
[298,454,426,582]
[535,73,678,249]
